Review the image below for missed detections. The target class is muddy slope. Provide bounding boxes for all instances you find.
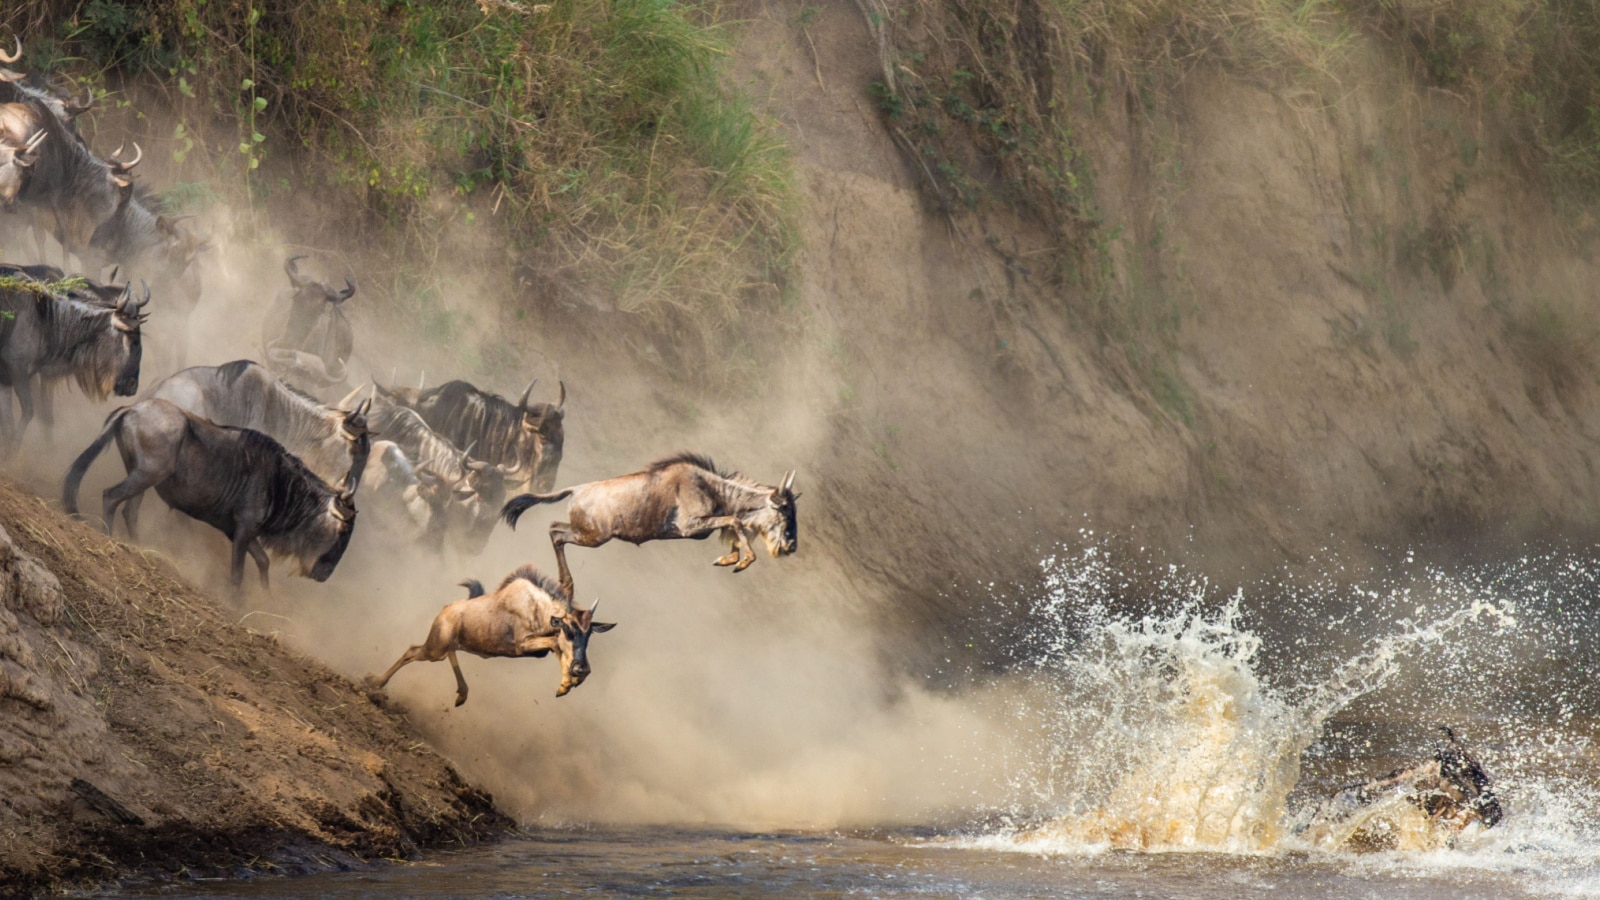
[720,0,1600,629]
[0,479,509,896]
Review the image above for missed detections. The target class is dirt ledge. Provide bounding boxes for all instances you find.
[0,477,512,898]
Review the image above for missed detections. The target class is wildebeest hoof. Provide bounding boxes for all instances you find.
[733,558,754,572]
[713,555,739,567]
[454,693,467,707]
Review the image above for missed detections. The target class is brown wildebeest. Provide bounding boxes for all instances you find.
[500,451,798,595]
[369,564,615,705]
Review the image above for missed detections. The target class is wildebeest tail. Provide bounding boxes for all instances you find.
[459,579,485,599]
[62,406,130,516]
[500,489,573,529]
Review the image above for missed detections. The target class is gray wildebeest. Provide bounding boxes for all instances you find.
[61,398,359,595]
[379,376,564,494]
[367,401,508,553]
[87,176,209,367]
[500,452,798,596]
[261,255,355,389]
[0,267,146,452]
[369,564,614,705]
[145,359,372,492]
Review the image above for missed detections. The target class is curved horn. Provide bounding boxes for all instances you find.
[337,383,366,410]
[284,254,311,286]
[459,440,478,461]
[106,266,119,285]
[558,380,566,410]
[781,470,794,492]
[0,37,20,66]
[517,377,538,410]
[108,141,142,172]
[337,277,355,300]
[588,598,599,618]
[419,370,425,390]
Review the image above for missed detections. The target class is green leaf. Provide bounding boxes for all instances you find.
[178,77,194,99]
[241,78,254,90]
[251,132,265,144]
[239,143,252,154]
[253,96,268,111]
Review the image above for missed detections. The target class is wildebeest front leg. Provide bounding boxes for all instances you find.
[229,524,264,598]
[689,516,754,571]
[246,540,271,589]
[102,473,162,537]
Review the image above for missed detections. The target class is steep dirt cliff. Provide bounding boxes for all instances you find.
[713,1,1600,637]
[0,479,509,896]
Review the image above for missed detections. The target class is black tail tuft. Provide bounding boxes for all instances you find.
[459,578,486,599]
[500,494,536,529]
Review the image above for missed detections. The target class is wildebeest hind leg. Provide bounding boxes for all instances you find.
[372,644,428,689]
[448,650,469,706]
[121,493,144,541]
[102,473,161,537]
[549,521,593,597]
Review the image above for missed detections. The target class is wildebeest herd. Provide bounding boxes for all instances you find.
[0,39,1504,845]
[0,39,800,704]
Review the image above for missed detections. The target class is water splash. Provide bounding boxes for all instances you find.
[958,542,1590,860]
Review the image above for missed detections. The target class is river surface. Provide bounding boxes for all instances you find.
[106,817,1599,899]
[104,545,1600,898]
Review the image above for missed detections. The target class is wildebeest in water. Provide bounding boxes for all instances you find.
[61,398,359,595]
[369,564,615,704]
[500,452,798,596]
[378,376,565,494]
[0,267,146,452]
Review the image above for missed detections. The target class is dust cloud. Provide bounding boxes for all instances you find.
[2,105,1037,830]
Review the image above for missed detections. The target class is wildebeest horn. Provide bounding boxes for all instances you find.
[337,383,367,410]
[337,277,355,300]
[108,141,142,172]
[781,470,794,492]
[15,130,44,166]
[419,371,425,390]
[460,440,478,461]
[518,377,538,410]
[558,380,566,410]
[0,38,20,66]
[106,266,119,284]
[588,598,599,618]
[285,254,312,286]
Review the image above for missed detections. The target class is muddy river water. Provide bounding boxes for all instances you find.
[103,546,1600,898]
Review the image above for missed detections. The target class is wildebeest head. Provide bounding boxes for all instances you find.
[306,477,359,582]
[0,127,42,205]
[514,378,565,492]
[279,255,355,377]
[338,398,373,490]
[548,600,617,697]
[748,471,799,558]
[107,283,149,397]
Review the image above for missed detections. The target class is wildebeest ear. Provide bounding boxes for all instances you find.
[591,622,618,633]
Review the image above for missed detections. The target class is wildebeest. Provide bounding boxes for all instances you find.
[86,176,208,366]
[61,398,359,594]
[368,402,508,553]
[1297,726,1503,851]
[359,438,463,546]
[261,255,355,387]
[145,360,372,491]
[379,376,565,493]
[369,564,614,705]
[0,267,146,451]
[501,452,798,595]
[0,124,43,205]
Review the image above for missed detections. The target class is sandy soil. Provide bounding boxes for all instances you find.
[0,478,510,897]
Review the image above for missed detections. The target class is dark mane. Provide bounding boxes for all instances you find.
[216,359,253,387]
[647,451,737,479]
[499,563,568,599]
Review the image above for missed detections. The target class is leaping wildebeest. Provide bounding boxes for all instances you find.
[61,398,359,595]
[261,255,355,388]
[369,564,615,705]
[378,376,564,494]
[0,266,146,451]
[145,359,372,492]
[500,452,798,595]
